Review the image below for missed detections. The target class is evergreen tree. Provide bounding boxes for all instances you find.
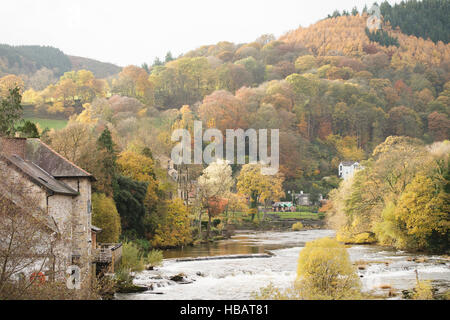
[17,120,39,138]
[0,87,22,137]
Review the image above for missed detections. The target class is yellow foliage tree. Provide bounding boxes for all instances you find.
[295,237,361,299]
[92,193,122,243]
[117,150,159,212]
[394,173,449,251]
[151,199,193,248]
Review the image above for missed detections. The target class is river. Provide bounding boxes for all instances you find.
[116,229,450,300]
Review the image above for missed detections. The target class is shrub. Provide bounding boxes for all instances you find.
[253,237,362,300]
[353,232,377,244]
[412,280,433,300]
[120,241,145,272]
[296,237,361,299]
[292,222,304,231]
[297,205,318,213]
[146,249,163,268]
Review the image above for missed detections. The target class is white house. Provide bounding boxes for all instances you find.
[338,161,361,180]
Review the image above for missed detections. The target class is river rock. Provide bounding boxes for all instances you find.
[170,273,187,282]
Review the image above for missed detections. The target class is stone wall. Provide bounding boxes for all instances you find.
[59,177,92,282]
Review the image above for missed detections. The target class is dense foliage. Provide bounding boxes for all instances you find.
[327,137,449,253]
[380,0,450,44]
[3,1,448,253]
[0,44,120,89]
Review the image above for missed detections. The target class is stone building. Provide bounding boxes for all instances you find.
[0,137,98,285]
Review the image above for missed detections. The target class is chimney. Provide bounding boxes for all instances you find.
[0,137,27,159]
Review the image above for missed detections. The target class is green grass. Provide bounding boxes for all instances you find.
[267,212,324,220]
[225,211,324,221]
[24,117,68,130]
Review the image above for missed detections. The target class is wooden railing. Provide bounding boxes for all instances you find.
[94,243,122,268]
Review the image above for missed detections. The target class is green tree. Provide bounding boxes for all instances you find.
[120,241,145,272]
[113,176,148,239]
[17,120,39,138]
[0,87,22,136]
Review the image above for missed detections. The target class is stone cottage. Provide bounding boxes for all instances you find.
[0,137,97,286]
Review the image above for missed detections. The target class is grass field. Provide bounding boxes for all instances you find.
[269,212,324,220]
[24,117,68,130]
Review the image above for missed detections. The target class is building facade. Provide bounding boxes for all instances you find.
[338,161,361,180]
[0,137,97,286]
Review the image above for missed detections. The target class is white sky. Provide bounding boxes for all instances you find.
[0,0,402,67]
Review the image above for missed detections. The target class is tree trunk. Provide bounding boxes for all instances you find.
[198,210,203,239]
[206,210,212,240]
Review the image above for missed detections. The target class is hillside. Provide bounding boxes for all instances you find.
[380,0,449,44]
[0,44,71,77]
[0,44,121,89]
[2,0,448,261]
[68,55,121,79]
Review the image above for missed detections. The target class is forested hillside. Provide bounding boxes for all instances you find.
[69,55,121,78]
[4,9,448,198]
[0,44,71,76]
[1,1,448,252]
[380,0,450,44]
[0,44,120,90]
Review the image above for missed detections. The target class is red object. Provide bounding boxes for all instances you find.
[30,272,46,285]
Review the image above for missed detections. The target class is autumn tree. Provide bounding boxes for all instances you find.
[113,65,154,106]
[394,170,449,252]
[387,106,423,138]
[428,112,450,142]
[151,198,193,248]
[198,90,248,132]
[295,237,361,299]
[92,193,122,243]
[236,163,284,221]
[197,159,234,238]
[0,75,24,97]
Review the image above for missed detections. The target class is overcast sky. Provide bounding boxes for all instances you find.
[1,0,402,67]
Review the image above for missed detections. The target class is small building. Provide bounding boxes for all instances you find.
[272,201,295,212]
[294,191,323,206]
[338,161,361,180]
[0,137,120,285]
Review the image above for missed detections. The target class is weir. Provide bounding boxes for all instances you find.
[175,253,273,262]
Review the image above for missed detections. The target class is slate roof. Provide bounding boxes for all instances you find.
[1,154,78,196]
[340,161,359,166]
[91,225,102,233]
[25,139,94,179]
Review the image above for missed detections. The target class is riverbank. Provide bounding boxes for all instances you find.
[196,212,326,244]
[115,229,450,300]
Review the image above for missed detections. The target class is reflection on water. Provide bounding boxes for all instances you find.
[116,230,450,300]
[162,230,314,259]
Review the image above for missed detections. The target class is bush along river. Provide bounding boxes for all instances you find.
[115,229,450,300]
